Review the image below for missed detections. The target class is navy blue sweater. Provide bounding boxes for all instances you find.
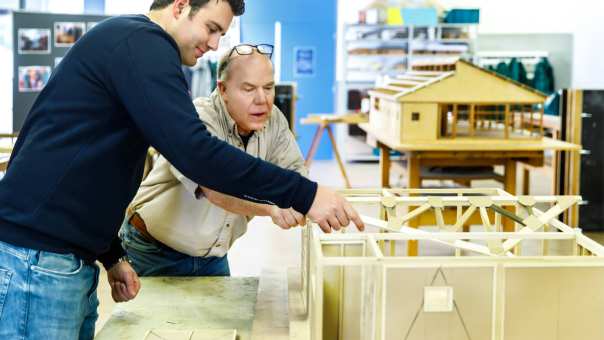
[0,15,317,268]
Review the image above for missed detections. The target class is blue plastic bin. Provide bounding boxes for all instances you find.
[444,9,480,24]
[402,8,438,26]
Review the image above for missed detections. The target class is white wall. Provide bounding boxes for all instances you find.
[0,0,20,10]
[23,0,153,15]
[0,12,11,133]
[25,0,85,13]
[338,0,604,88]
[438,0,604,88]
[104,0,152,15]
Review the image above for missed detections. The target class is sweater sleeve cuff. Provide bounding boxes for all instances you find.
[98,236,126,270]
[170,165,200,198]
[291,177,318,215]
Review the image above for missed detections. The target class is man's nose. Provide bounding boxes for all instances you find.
[254,88,268,104]
[208,34,220,51]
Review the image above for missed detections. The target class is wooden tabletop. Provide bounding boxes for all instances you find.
[96,269,298,340]
[358,123,580,152]
[96,277,258,340]
[300,113,368,125]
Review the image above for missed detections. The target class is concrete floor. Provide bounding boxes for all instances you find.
[95,159,604,334]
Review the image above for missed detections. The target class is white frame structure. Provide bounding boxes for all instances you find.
[297,188,604,340]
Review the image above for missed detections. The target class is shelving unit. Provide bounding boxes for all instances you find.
[336,23,477,161]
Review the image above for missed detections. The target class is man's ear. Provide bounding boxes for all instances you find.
[217,80,227,99]
[172,0,188,18]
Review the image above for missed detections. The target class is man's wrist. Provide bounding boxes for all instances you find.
[109,255,131,271]
[264,204,277,217]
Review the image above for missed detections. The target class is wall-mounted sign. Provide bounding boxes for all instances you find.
[294,46,315,78]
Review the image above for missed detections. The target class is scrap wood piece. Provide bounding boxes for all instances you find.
[143,329,237,340]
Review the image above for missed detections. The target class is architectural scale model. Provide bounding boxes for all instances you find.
[296,188,604,340]
[368,60,547,143]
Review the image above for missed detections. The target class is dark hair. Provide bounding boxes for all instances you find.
[149,0,245,17]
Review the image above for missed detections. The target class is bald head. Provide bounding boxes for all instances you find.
[218,49,273,82]
[217,50,275,136]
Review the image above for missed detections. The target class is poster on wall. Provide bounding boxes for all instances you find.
[17,28,51,54]
[54,22,85,47]
[293,46,315,78]
[18,66,51,92]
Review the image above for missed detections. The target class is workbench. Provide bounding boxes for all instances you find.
[96,270,296,340]
[95,277,259,340]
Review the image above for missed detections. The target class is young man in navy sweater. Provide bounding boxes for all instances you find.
[0,0,363,338]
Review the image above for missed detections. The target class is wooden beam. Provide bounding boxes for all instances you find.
[326,125,351,188]
[504,104,510,139]
[304,123,325,168]
[469,104,476,136]
[441,104,448,138]
[452,104,458,138]
[379,143,391,188]
[503,160,517,232]
[407,153,422,256]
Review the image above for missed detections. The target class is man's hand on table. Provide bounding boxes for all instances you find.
[107,260,141,303]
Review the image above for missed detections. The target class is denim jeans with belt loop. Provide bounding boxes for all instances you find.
[0,239,100,340]
[119,219,230,277]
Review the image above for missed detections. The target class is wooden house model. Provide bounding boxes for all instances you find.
[293,188,604,340]
[368,60,547,143]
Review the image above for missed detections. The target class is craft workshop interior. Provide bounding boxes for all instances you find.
[0,0,603,339]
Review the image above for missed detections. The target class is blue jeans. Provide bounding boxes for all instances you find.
[0,240,99,340]
[119,221,230,277]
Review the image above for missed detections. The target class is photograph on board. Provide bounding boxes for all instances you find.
[54,22,85,47]
[18,66,51,92]
[18,28,51,54]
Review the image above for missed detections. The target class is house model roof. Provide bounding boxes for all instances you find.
[370,60,547,104]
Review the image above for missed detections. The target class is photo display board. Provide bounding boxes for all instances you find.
[12,11,109,132]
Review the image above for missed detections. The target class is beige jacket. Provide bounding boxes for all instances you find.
[127,90,307,257]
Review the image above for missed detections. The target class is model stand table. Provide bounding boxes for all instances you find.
[300,113,368,188]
